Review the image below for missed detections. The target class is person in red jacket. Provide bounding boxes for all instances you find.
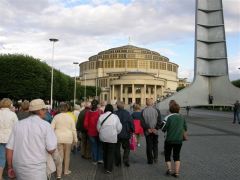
[84,100,103,164]
[131,104,144,147]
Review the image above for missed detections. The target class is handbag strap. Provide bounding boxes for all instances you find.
[101,112,112,126]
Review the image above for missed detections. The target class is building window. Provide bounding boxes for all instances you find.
[151,87,154,94]
[104,55,109,59]
[105,79,108,87]
[150,61,154,69]
[127,60,137,68]
[136,87,141,94]
[136,98,141,105]
[173,65,177,72]
[162,63,166,70]
[128,98,132,104]
[123,98,125,103]
[139,61,148,69]
[104,94,107,101]
[115,60,125,68]
[122,87,125,93]
[128,87,132,93]
[127,54,135,58]
[118,54,127,59]
[97,61,103,68]
[145,55,152,59]
[167,64,172,71]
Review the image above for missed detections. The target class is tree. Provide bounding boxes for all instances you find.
[232,79,240,88]
[176,86,185,92]
[0,54,100,101]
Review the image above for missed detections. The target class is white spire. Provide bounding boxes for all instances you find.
[128,36,131,45]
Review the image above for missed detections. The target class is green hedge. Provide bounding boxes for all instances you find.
[0,54,100,101]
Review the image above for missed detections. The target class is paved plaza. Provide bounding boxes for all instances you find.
[59,109,240,180]
[4,108,240,180]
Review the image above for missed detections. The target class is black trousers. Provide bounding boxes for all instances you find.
[164,141,182,162]
[115,138,130,165]
[145,134,159,163]
[103,142,115,171]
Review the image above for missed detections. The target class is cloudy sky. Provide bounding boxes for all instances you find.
[0,0,239,81]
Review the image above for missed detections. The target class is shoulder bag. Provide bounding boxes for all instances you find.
[100,113,112,128]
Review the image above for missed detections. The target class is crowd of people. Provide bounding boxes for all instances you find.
[0,97,188,180]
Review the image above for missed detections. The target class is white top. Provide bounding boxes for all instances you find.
[51,113,78,144]
[6,115,57,166]
[0,108,18,143]
[73,110,80,121]
[97,112,122,143]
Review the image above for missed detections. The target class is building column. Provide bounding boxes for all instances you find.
[154,85,157,102]
[132,84,135,103]
[144,84,146,105]
[120,84,123,101]
[161,86,164,96]
[109,86,112,102]
[112,85,115,101]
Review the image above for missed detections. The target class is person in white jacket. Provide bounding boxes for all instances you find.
[0,98,18,179]
[97,104,122,174]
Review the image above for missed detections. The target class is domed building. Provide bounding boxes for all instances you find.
[79,45,181,105]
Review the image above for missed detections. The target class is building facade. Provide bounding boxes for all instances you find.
[79,45,181,105]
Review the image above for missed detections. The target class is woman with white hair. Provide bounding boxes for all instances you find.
[51,103,78,179]
[0,98,18,179]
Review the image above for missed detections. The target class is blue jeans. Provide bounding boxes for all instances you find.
[0,143,6,168]
[233,111,240,123]
[89,136,103,162]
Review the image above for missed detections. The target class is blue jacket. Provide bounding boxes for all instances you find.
[114,108,134,139]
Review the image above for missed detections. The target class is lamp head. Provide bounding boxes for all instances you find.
[49,38,59,42]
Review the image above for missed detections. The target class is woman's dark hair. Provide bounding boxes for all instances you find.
[91,99,99,110]
[169,102,180,113]
[104,104,114,113]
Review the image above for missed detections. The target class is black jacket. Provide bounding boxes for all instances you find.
[114,108,134,139]
[76,107,90,132]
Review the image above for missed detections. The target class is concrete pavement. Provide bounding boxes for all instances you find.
[61,109,240,180]
[4,109,240,180]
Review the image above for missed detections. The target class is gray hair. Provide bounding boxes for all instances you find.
[116,101,125,109]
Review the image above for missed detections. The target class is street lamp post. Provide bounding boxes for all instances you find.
[84,73,86,102]
[73,62,79,106]
[95,77,98,99]
[49,38,59,109]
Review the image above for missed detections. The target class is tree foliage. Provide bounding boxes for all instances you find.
[0,54,100,101]
[176,86,185,92]
[232,79,240,88]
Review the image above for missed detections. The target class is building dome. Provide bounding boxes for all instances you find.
[89,45,169,62]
